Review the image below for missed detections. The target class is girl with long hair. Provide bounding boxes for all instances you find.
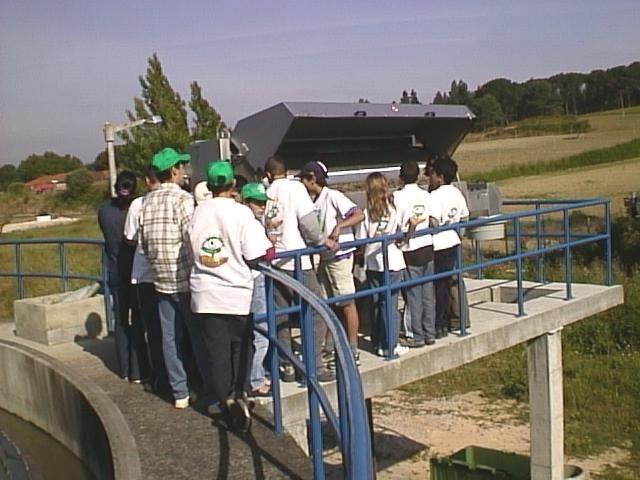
[356,173,408,357]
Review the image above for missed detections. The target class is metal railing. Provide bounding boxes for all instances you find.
[270,197,613,362]
[0,197,614,479]
[257,265,373,479]
[0,236,112,328]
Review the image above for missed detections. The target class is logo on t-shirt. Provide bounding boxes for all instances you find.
[199,236,228,268]
[412,204,425,218]
[445,207,459,224]
[374,216,390,236]
[265,202,284,239]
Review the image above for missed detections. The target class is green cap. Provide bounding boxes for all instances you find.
[241,182,269,202]
[151,147,190,172]
[206,161,234,187]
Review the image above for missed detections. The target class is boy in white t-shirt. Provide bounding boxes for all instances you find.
[263,155,338,383]
[189,161,274,431]
[394,161,439,348]
[298,161,364,363]
[429,157,469,339]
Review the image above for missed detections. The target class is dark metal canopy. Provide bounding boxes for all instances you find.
[231,101,475,174]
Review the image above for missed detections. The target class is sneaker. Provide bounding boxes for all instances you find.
[376,346,409,357]
[280,364,296,383]
[436,329,449,339]
[400,338,426,348]
[326,353,337,371]
[425,338,436,346]
[230,398,252,433]
[317,368,336,383]
[354,351,361,367]
[174,396,190,409]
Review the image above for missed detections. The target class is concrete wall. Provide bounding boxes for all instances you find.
[14,293,107,345]
[0,340,141,479]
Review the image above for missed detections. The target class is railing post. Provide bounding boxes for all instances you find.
[300,299,325,479]
[381,238,396,360]
[514,218,525,317]
[535,202,545,284]
[265,274,283,435]
[474,239,483,280]
[59,242,69,292]
[15,243,24,299]
[563,210,573,300]
[457,238,468,336]
[605,201,613,286]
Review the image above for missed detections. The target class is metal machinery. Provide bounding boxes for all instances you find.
[188,101,503,235]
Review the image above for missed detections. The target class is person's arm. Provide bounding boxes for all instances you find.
[328,207,365,240]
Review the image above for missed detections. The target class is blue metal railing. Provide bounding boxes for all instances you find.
[269,197,613,361]
[0,197,614,479]
[0,237,111,327]
[258,265,373,479]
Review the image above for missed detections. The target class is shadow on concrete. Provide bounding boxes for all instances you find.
[73,332,120,377]
[208,407,311,479]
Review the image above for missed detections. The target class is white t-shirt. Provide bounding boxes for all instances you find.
[393,183,439,252]
[265,178,317,271]
[189,197,272,315]
[314,187,358,260]
[123,196,154,284]
[356,207,406,272]
[430,184,469,251]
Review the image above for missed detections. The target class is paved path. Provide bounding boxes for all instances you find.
[0,322,312,479]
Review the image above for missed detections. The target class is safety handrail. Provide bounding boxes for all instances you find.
[268,197,613,358]
[258,264,373,479]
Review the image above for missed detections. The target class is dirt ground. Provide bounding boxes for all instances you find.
[372,390,631,479]
[498,157,640,214]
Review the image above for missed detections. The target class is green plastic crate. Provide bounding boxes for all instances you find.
[430,446,584,480]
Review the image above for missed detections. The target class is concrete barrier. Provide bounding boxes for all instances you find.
[14,293,107,345]
[0,340,141,479]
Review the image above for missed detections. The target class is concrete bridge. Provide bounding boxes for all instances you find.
[0,276,623,479]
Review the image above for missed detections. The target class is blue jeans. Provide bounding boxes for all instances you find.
[366,270,403,351]
[157,292,194,400]
[404,261,436,342]
[250,274,269,390]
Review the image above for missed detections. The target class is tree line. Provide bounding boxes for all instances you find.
[417,61,640,130]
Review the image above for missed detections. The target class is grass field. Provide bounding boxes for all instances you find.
[499,156,640,214]
[455,106,640,176]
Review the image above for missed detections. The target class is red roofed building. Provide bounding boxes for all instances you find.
[24,173,68,193]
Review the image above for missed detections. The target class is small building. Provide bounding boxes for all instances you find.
[24,173,68,193]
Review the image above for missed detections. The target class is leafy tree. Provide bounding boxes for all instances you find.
[189,81,225,141]
[475,78,521,122]
[357,98,370,103]
[432,91,447,104]
[119,54,226,175]
[470,94,506,131]
[517,79,561,118]
[0,164,17,191]
[63,168,94,199]
[447,80,472,105]
[90,146,130,171]
[119,53,191,174]
[400,90,411,104]
[6,182,25,196]
[17,152,83,182]
[400,89,421,104]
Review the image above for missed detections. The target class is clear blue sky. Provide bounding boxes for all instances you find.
[1,0,638,166]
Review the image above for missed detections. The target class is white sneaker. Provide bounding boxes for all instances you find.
[376,346,409,357]
[174,396,190,409]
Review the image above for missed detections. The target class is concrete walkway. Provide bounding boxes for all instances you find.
[0,322,312,480]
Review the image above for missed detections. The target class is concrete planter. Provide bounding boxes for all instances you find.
[14,292,106,345]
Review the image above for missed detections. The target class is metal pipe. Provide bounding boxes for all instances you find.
[563,210,573,300]
[515,218,525,317]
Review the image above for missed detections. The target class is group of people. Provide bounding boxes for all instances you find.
[98,146,469,431]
